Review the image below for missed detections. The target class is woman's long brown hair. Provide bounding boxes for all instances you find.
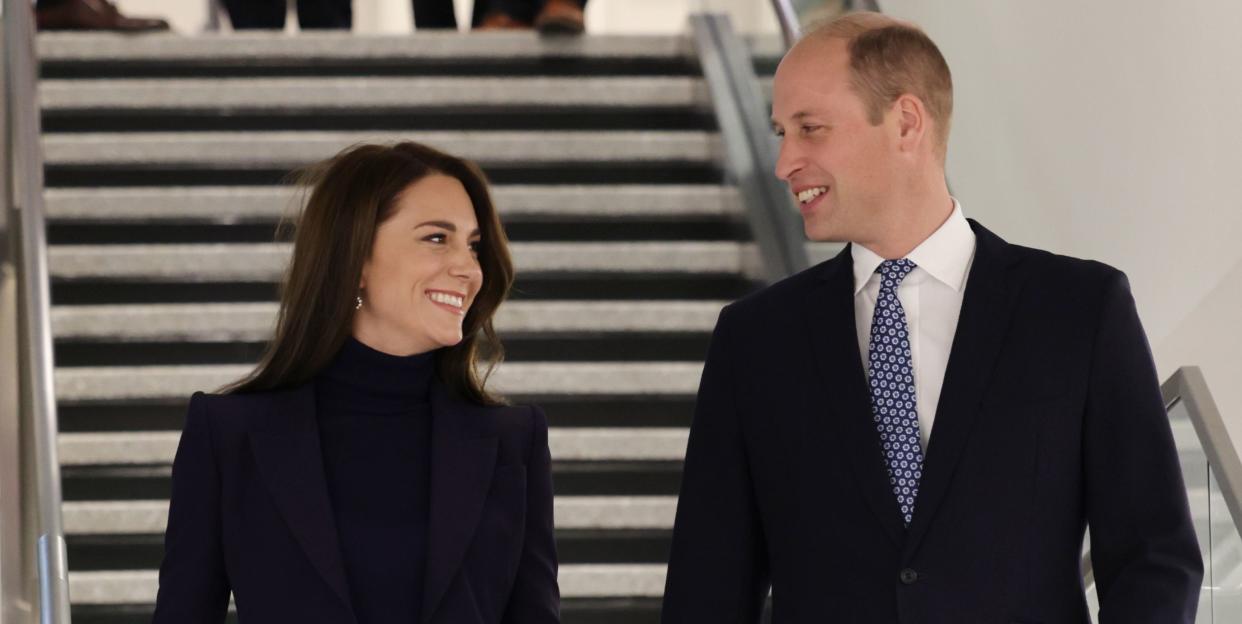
[220,142,514,405]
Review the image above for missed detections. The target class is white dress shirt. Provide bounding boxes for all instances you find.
[853,200,977,451]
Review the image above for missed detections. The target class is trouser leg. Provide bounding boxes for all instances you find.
[412,0,457,28]
[296,0,351,29]
[221,0,287,29]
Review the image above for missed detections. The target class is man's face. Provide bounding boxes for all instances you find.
[772,38,897,244]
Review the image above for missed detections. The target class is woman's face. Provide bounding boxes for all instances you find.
[353,173,484,356]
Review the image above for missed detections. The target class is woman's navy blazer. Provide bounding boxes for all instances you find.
[151,379,560,624]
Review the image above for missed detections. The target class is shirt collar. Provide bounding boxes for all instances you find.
[850,199,976,295]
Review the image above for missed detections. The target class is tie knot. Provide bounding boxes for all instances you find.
[877,258,917,286]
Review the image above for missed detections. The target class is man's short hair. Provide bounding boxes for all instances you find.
[807,12,954,158]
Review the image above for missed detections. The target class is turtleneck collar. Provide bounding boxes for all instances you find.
[317,336,436,406]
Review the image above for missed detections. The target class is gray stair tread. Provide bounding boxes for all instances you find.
[38,31,694,62]
[63,496,676,535]
[59,428,688,466]
[47,241,758,280]
[41,76,710,110]
[51,300,726,341]
[43,185,743,222]
[68,564,667,603]
[43,131,721,167]
[55,362,704,402]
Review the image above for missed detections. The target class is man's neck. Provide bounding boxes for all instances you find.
[859,181,954,260]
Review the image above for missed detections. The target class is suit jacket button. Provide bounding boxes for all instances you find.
[899,568,919,585]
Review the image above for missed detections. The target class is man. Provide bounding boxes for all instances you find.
[662,11,1202,624]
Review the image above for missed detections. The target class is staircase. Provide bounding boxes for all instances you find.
[38,31,783,623]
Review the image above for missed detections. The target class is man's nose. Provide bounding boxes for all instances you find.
[774,137,802,182]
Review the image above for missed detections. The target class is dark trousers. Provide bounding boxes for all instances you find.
[222,0,586,30]
[222,0,350,29]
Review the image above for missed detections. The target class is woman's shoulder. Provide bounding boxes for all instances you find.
[184,385,312,432]
[471,400,546,427]
[450,399,549,448]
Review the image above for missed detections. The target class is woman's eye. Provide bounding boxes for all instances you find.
[469,241,482,255]
[423,233,447,244]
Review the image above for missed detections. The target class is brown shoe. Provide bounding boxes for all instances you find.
[37,0,170,32]
[475,12,533,31]
[534,0,584,36]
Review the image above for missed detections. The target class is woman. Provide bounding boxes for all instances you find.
[152,142,559,624]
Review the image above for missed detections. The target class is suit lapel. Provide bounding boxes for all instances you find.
[421,381,499,624]
[247,384,356,619]
[904,220,1023,554]
[803,246,906,547]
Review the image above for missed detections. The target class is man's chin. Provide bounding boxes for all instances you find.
[803,223,847,243]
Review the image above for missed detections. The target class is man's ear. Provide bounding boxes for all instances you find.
[894,94,928,153]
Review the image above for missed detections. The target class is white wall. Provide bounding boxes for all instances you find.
[884,0,1242,441]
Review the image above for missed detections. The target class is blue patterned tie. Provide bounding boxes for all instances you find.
[868,259,925,527]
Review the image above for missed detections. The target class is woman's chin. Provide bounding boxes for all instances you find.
[433,330,465,348]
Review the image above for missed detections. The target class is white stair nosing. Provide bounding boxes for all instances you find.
[41,77,710,111]
[68,564,666,604]
[59,429,689,466]
[50,300,726,341]
[55,362,705,402]
[47,242,757,281]
[43,131,722,167]
[38,31,695,62]
[43,185,744,223]
[62,496,677,536]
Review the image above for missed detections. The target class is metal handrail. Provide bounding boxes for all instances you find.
[2,0,73,621]
[769,0,801,46]
[691,13,809,281]
[1082,366,1241,610]
[768,0,884,49]
[1163,366,1242,532]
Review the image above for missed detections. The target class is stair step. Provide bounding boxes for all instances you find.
[43,185,743,223]
[67,563,666,604]
[51,275,757,305]
[69,600,666,624]
[55,362,704,402]
[63,496,677,535]
[37,32,694,64]
[47,242,758,281]
[58,398,696,432]
[62,461,684,500]
[59,428,688,466]
[41,77,711,111]
[53,335,711,366]
[43,131,721,168]
[51,300,724,342]
[67,529,673,569]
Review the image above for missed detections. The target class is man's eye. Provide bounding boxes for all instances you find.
[774,129,785,138]
[801,125,821,134]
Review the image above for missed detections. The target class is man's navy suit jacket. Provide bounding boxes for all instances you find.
[662,220,1203,623]
[151,379,559,624]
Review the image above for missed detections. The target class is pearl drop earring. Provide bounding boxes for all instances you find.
[355,294,363,310]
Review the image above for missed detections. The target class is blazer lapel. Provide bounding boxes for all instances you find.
[903,220,1024,554]
[247,384,356,619]
[803,246,906,547]
[421,381,499,624]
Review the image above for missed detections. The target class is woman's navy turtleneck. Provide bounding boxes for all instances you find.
[314,336,434,624]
